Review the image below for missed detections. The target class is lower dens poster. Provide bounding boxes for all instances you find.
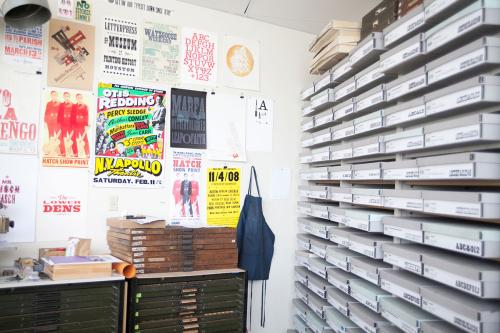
[92,83,167,187]
[206,167,240,228]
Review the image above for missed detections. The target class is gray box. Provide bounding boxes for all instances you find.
[327,267,361,295]
[334,77,357,103]
[355,84,386,113]
[302,117,315,132]
[331,227,365,248]
[332,120,355,141]
[333,98,356,121]
[328,206,347,223]
[296,249,318,268]
[344,208,391,233]
[300,167,330,181]
[309,289,332,319]
[307,307,334,333]
[315,72,335,92]
[301,84,315,101]
[355,61,388,92]
[424,0,475,22]
[382,189,423,211]
[308,272,330,299]
[349,279,393,313]
[380,297,442,333]
[352,162,382,180]
[351,187,384,207]
[293,298,309,322]
[299,151,313,164]
[352,135,385,158]
[380,270,438,307]
[327,186,352,204]
[386,66,427,101]
[383,4,426,47]
[310,236,333,259]
[311,88,335,112]
[382,216,424,243]
[348,233,393,259]
[379,327,405,333]
[420,320,464,333]
[299,185,328,200]
[314,108,335,129]
[350,256,392,286]
[327,286,358,317]
[312,127,333,146]
[293,314,309,333]
[354,110,384,136]
[326,246,365,272]
[296,267,309,287]
[383,243,444,275]
[297,233,311,251]
[382,160,419,180]
[381,33,426,74]
[310,203,334,220]
[301,133,314,148]
[298,201,312,215]
[311,146,331,163]
[310,257,336,280]
[328,164,352,180]
[303,104,314,117]
[384,127,424,153]
[332,56,353,83]
[384,97,426,128]
[349,32,386,69]
[326,307,364,333]
[349,302,393,333]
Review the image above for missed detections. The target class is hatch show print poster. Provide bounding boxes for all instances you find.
[47,19,95,91]
[93,83,167,187]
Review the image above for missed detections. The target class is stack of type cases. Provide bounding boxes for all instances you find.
[0,281,123,332]
[127,270,245,333]
[107,226,237,274]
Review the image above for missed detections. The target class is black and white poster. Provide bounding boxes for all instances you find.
[102,17,139,79]
[170,88,207,149]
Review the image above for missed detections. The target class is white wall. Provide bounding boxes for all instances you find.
[0,0,313,331]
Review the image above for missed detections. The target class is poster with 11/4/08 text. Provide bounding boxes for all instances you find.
[206,167,240,228]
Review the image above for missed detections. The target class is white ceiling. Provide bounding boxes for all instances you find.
[177,0,380,35]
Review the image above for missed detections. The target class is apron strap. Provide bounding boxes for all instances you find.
[249,281,253,331]
[260,280,267,328]
[247,166,261,197]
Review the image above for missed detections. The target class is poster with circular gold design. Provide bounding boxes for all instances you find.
[222,36,260,90]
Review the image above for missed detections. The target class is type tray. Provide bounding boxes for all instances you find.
[382,189,423,211]
[384,97,426,128]
[349,302,394,333]
[343,209,392,233]
[300,167,330,181]
[310,257,336,280]
[296,250,318,268]
[421,285,500,333]
[355,84,386,113]
[334,77,357,103]
[380,269,438,307]
[349,279,393,313]
[380,297,441,333]
[351,188,384,207]
[326,306,364,333]
[349,32,386,69]
[383,4,426,48]
[328,187,353,204]
[416,151,500,180]
[327,267,362,295]
[354,111,384,136]
[386,66,427,102]
[382,160,419,180]
[348,233,393,259]
[349,256,392,286]
[422,250,500,298]
[382,216,424,243]
[352,162,382,180]
[382,243,443,275]
[326,247,365,272]
[381,33,426,74]
[327,286,359,317]
[384,127,424,153]
[329,165,352,180]
[352,136,385,158]
[314,108,335,130]
[356,61,393,94]
[333,98,356,121]
[311,88,336,112]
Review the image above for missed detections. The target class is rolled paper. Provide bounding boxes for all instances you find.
[112,261,136,278]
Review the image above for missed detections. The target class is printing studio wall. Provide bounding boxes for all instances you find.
[0,0,313,331]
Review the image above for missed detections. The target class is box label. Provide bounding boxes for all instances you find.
[385,105,425,126]
[314,132,332,144]
[425,124,481,147]
[353,168,381,180]
[383,167,420,180]
[316,113,334,126]
[334,103,355,119]
[309,283,327,299]
[349,241,377,258]
[384,225,423,243]
[353,194,383,207]
[385,12,425,46]
[332,148,353,160]
[356,91,384,111]
[422,298,480,333]
[310,244,327,258]
[419,163,474,179]
[384,196,423,211]
[381,279,421,306]
[355,118,383,134]
[381,41,422,70]
[333,126,355,141]
[357,66,384,89]
[387,74,426,101]
[385,136,424,153]
[424,265,482,297]
[424,232,483,257]
[351,265,379,285]
[330,170,352,180]
[384,252,422,274]
[335,82,356,100]
[328,256,349,272]
[428,48,486,84]
[424,200,482,218]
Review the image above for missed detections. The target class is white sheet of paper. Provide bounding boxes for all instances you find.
[246,98,273,152]
[270,167,291,200]
[207,93,246,161]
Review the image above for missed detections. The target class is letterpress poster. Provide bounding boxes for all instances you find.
[0,155,37,243]
[170,88,207,149]
[169,150,204,226]
[93,83,167,187]
[206,167,241,228]
[41,88,92,168]
[181,28,217,85]
[47,19,95,91]
[222,36,260,90]
[0,70,40,154]
[142,22,180,83]
[246,97,273,152]
[2,24,43,68]
[102,17,139,79]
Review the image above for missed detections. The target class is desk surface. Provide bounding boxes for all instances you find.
[0,274,125,289]
[137,268,245,279]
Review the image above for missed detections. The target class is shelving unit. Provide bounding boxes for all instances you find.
[294,1,500,333]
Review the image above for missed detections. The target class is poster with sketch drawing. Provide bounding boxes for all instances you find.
[181,28,217,85]
[246,98,273,152]
[207,93,246,162]
[222,36,260,90]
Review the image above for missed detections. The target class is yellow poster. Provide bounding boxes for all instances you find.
[206,168,241,227]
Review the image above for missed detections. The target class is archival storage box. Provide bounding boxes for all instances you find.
[422,218,500,258]
[293,314,309,333]
[332,120,355,141]
[380,297,442,333]
[386,66,427,101]
[420,285,500,333]
[421,189,500,219]
[315,72,335,92]
[327,267,361,295]
[296,267,309,287]
[425,0,500,54]
[352,135,385,158]
[379,327,405,333]
[351,188,384,207]
[384,97,426,127]
[300,152,313,164]
[308,218,340,239]
[310,203,333,220]
[311,146,332,163]
[416,151,500,180]
[310,257,336,280]
[327,286,359,317]
[354,111,384,136]
[383,4,425,48]
[326,246,365,272]
[384,127,424,153]
[382,243,442,275]
[298,201,312,215]
[349,279,393,313]
[382,189,423,211]
[313,127,333,146]
[295,282,309,305]
[329,164,352,180]
[310,236,333,259]
[355,61,390,93]
[334,77,357,103]
[302,117,315,132]
[293,298,309,322]
[349,302,394,333]
[298,217,310,234]
[380,33,426,74]
[312,88,336,111]
[382,160,419,180]
[301,133,314,148]
[297,233,312,251]
[422,250,500,298]
[348,233,393,259]
[427,35,500,86]
[355,84,386,113]
[352,162,382,180]
[301,167,330,181]
[299,185,328,200]
[343,208,391,233]
[332,56,354,83]
[423,0,475,22]
[302,85,316,101]
[424,75,500,117]
[331,227,365,248]
[327,186,352,203]
[303,104,314,117]
[314,108,335,130]
[349,32,386,69]
[309,288,333,319]
[382,216,424,243]
[349,256,392,286]
[307,308,335,333]
[326,306,364,333]
[332,142,354,160]
[420,320,464,333]
[329,206,347,223]
[296,250,318,268]
[333,98,356,121]
[380,269,438,307]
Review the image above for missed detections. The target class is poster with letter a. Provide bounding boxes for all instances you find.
[47,19,95,91]
[170,88,207,149]
[222,36,260,90]
[102,17,139,79]
[181,28,217,85]
[246,97,273,152]
[41,88,91,168]
[206,167,240,228]
[170,150,204,226]
[142,22,180,84]
[0,155,37,243]
[93,83,167,188]
[0,69,40,154]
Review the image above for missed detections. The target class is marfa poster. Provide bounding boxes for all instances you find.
[36,168,88,241]
[246,97,273,152]
[93,83,167,187]
[170,150,204,226]
[222,36,260,90]
[181,28,217,85]
[142,22,180,83]
[206,167,240,228]
[102,17,139,79]
[170,88,207,149]
[0,155,37,243]
[41,88,91,168]
[0,69,40,154]
[2,24,43,68]
[47,19,95,91]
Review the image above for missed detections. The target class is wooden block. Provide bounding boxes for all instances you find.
[44,262,112,280]
[106,217,165,229]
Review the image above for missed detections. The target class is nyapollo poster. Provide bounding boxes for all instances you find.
[222,36,260,90]
[93,83,167,187]
[169,150,204,226]
[170,88,207,149]
[142,22,180,83]
[47,19,95,91]
[0,69,40,154]
[102,17,139,79]
[41,88,92,167]
[181,28,217,85]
